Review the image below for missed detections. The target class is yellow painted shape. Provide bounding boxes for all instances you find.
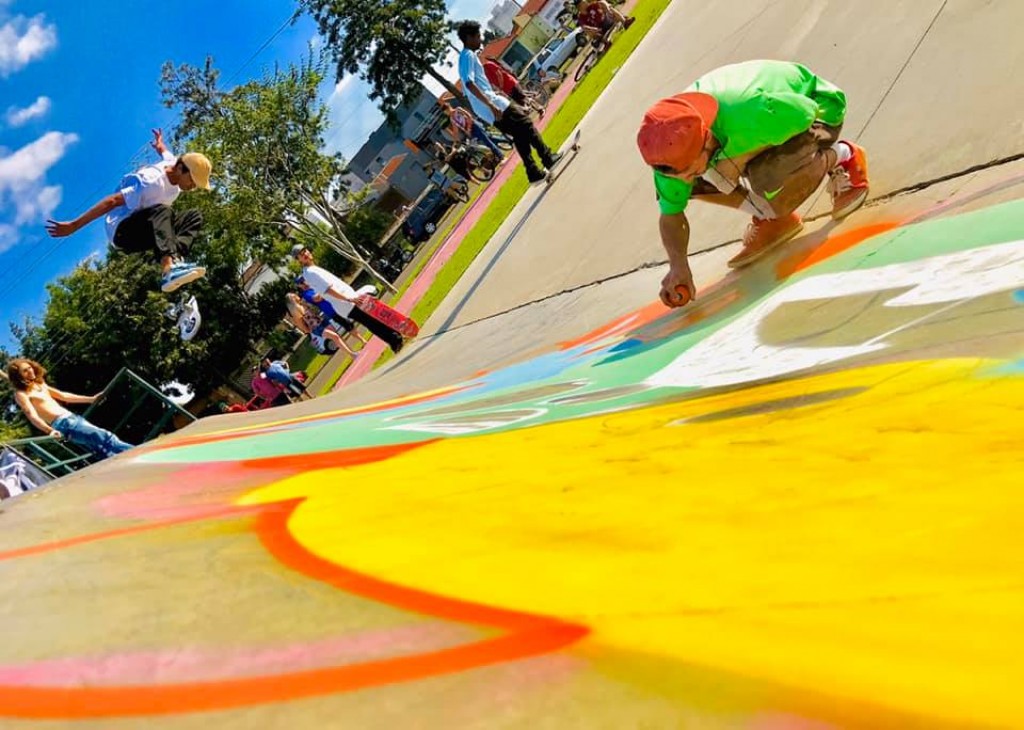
[242,359,1024,725]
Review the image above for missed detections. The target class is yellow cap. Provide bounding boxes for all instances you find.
[180,152,212,190]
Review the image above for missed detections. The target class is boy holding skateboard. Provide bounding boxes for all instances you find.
[45,129,213,295]
[636,60,869,307]
[291,245,408,354]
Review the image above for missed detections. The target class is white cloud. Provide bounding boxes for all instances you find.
[5,95,51,127]
[0,222,17,253]
[0,131,77,247]
[0,13,57,78]
[13,182,61,224]
[0,131,77,188]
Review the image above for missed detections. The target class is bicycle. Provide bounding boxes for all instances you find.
[573,17,627,82]
[448,140,501,183]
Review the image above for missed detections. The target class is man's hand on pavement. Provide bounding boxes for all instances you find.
[659,263,696,308]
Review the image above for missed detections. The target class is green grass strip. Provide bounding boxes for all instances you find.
[405,0,671,333]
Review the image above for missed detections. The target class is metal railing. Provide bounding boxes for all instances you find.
[2,367,198,478]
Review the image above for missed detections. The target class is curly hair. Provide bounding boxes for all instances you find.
[457,20,481,44]
[6,358,47,391]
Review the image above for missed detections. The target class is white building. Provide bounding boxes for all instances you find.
[488,0,519,36]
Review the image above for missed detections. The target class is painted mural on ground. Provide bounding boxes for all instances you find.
[0,199,1022,726]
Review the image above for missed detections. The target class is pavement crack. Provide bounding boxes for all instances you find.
[421,150,1024,341]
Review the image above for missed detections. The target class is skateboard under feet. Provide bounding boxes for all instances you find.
[546,130,582,185]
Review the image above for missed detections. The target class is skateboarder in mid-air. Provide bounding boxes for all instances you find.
[291,245,407,354]
[45,129,213,296]
[636,60,869,307]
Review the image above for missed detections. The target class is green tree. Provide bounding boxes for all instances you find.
[343,191,396,251]
[10,251,281,399]
[298,0,463,121]
[0,348,30,443]
[161,56,396,291]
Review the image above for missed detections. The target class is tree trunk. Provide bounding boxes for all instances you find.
[424,64,465,102]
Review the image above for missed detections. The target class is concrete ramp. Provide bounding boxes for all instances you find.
[1,0,1023,726]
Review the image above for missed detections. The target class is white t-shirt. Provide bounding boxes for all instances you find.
[458,48,509,125]
[104,150,181,241]
[301,264,356,317]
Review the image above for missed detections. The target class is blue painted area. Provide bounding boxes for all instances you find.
[473,349,582,392]
[1013,289,1024,304]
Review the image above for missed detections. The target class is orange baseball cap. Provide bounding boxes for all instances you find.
[636,92,719,172]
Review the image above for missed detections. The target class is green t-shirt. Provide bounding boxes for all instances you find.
[653,60,847,215]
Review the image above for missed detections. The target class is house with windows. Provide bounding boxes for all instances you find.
[490,0,564,72]
[347,85,441,203]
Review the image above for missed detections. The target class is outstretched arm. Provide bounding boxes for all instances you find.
[13,392,60,437]
[47,386,99,405]
[45,192,125,238]
[326,285,357,303]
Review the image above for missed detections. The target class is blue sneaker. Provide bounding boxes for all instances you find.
[160,262,206,293]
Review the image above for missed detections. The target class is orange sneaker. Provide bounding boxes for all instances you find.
[828,141,869,220]
[728,212,804,269]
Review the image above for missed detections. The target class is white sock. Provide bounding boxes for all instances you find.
[832,141,853,166]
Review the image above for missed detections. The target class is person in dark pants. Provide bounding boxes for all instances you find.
[457,20,561,184]
[291,245,405,354]
[45,129,213,293]
[483,58,545,116]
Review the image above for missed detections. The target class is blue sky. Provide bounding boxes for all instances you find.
[0,0,490,351]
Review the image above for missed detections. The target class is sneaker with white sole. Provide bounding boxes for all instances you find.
[177,296,202,341]
[161,262,207,293]
[828,141,869,220]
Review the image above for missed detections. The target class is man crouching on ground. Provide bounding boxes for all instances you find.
[636,60,869,307]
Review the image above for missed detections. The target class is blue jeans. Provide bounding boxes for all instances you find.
[470,121,503,157]
[51,414,133,460]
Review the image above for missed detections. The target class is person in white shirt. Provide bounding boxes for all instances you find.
[291,245,405,353]
[45,129,213,294]
[456,20,561,184]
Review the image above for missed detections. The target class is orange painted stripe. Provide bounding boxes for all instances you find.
[558,300,667,351]
[775,222,901,278]
[0,505,251,562]
[0,498,588,718]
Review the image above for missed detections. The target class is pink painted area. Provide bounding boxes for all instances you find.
[0,623,477,687]
[94,463,270,521]
[335,65,588,389]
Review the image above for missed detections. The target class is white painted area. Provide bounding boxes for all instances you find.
[647,240,1024,389]
[388,408,548,435]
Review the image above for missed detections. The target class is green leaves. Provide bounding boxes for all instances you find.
[300,0,462,121]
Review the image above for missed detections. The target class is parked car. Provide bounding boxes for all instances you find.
[402,187,454,243]
[525,29,584,79]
